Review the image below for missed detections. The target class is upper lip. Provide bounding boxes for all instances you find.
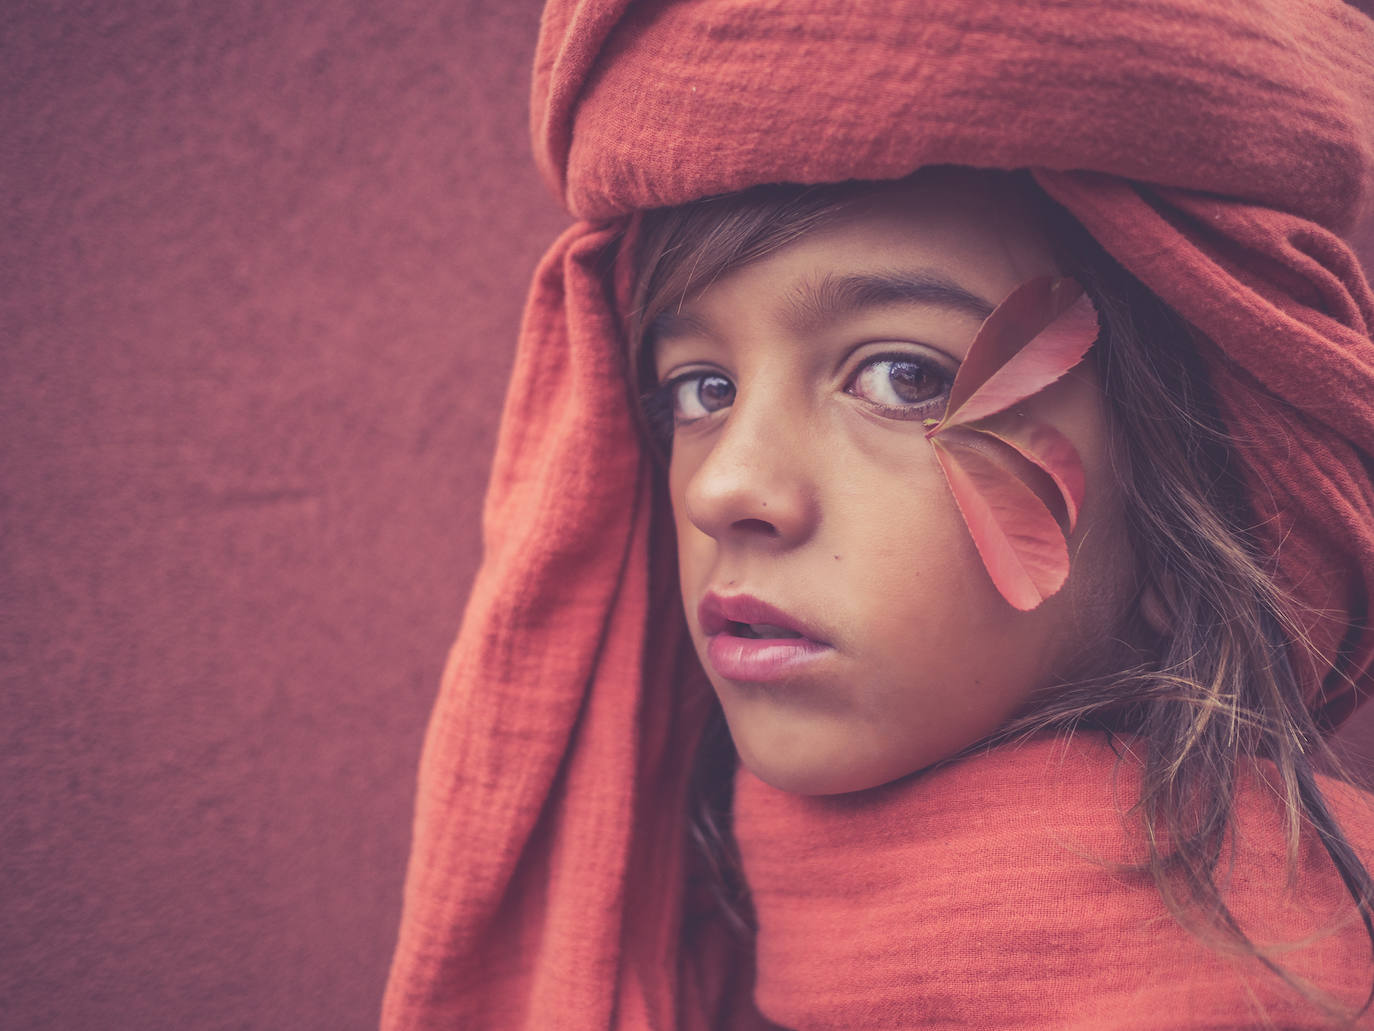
[697,591,830,644]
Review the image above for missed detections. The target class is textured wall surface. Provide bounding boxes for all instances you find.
[2,4,1373,1029]
[2,3,563,1028]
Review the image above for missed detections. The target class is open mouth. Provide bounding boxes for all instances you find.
[698,592,827,645]
[727,620,804,640]
[701,597,831,682]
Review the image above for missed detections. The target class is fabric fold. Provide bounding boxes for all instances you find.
[736,735,1374,1030]
[384,222,654,1028]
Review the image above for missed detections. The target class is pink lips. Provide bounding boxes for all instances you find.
[697,592,832,683]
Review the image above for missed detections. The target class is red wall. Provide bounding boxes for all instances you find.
[2,5,1372,1029]
[2,4,563,1028]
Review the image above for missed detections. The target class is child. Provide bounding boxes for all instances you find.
[382,1,1374,1028]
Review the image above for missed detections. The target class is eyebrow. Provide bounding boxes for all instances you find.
[648,308,711,343]
[785,269,996,329]
[646,267,998,347]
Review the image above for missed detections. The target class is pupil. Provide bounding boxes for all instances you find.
[699,375,734,409]
[889,362,937,402]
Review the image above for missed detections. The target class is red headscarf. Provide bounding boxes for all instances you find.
[382,2,1374,1028]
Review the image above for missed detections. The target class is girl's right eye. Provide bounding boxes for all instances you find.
[669,372,736,422]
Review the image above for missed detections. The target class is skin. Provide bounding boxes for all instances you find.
[653,173,1138,795]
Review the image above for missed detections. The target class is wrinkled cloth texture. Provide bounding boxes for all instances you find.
[737,734,1374,1030]
[382,2,1374,1029]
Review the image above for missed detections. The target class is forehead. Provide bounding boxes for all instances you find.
[774,176,1059,298]
[649,174,1060,349]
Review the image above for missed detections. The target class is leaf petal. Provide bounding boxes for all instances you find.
[968,421,1085,533]
[940,276,1099,430]
[932,435,1071,610]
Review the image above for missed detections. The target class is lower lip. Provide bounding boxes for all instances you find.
[705,633,831,683]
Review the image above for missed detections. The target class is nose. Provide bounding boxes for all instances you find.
[680,390,819,547]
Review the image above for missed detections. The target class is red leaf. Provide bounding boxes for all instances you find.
[932,432,1071,611]
[940,277,1099,430]
[969,421,1085,533]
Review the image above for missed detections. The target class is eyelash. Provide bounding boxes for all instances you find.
[640,352,955,447]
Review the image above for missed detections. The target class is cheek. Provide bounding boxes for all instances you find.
[1058,456,1137,659]
[1022,370,1138,664]
[859,536,1063,713]
[821,459,1061,730]
[849,380,1134,703]
[830,432,1026,633]
[667,450,707,582]
[841,486,988,644]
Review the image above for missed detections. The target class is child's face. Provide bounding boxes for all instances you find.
[653,174,1136,795]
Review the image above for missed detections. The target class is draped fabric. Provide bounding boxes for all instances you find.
[737,734,1374,1029]
[382,2,1374,1028]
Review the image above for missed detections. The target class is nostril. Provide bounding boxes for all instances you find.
[732,517,779,536]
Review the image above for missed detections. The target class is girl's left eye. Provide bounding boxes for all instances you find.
[845,355,953,418]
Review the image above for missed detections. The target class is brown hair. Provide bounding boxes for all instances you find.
[625,170,1374,1022]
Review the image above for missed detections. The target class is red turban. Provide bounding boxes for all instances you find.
[382,2,1374,1028]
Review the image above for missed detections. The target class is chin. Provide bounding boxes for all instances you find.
[729,721,936,797]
